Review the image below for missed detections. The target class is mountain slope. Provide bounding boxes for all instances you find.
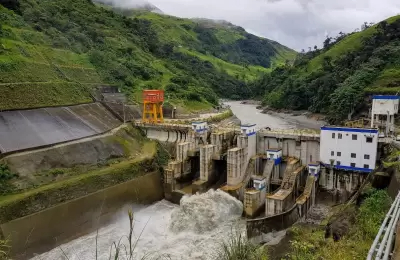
[0,0,296,111]
[254,15,400,123]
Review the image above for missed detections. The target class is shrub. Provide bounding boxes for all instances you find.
[216,231,268,260]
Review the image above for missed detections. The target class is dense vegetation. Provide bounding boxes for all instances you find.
[284,188,391,259]
[0,0,295,111]
[253,16,400,123]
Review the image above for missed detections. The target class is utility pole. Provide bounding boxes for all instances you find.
[122,102,126,124]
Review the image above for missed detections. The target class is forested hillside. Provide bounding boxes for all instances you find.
[0,0,295,111]
[253,16,400,123]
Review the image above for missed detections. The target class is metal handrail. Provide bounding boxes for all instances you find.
[367,191,400,260]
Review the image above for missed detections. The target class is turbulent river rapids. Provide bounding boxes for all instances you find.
[32,190,245,260]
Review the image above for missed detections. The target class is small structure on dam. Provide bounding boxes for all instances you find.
[371,95,399,136]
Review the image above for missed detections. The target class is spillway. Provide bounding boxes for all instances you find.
[32,190,245,260]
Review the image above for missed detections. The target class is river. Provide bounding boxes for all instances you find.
[224,101,325,130]
[32,102,324,260]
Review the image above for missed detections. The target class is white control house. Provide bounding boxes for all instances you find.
[320,126,378,173]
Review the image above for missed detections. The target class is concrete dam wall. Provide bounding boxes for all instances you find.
[0,103,121,154]
[1,172,163,260]
[4,126,139,176]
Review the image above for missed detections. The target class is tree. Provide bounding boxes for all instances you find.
[0,0,20,14]
[323,37,332,49]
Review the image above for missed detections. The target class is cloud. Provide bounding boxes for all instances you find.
[101,0,400,50]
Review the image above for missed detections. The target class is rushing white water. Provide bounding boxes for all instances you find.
[32,190,245,260]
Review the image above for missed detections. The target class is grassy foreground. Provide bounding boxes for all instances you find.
[283,188,391,260]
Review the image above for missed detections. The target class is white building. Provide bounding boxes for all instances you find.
[308,163,321,178]
[320,126,378,173]
[371,95,399,135]
[241,123,256,136]
[266,149,283,165]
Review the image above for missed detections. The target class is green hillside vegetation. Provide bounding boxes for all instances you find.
[0,0,296,111]
[253,16,400,123]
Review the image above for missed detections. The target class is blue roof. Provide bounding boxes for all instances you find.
[308,163,320,167]
[192,121,206,124]
[266,149,281,152]
[373,95,400,100]
[321,126,378,134]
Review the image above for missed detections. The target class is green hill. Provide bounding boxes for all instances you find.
[0,0,296,112]
[253,15,400,123]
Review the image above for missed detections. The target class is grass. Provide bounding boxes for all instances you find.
[0,62,64,83]
[214,28,245,44]
[284,189,391,260]
[0,28,102,110]
[180,48,268,81]
[165,109,233,125]
[217,231,268,260]
[365,67,400,93]
[0,19,103,110]
[182,99,213,112]
[0,82,93,110]
[0,239,10,260]
[136,12,198,45]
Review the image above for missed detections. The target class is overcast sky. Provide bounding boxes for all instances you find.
[100,0,400,51]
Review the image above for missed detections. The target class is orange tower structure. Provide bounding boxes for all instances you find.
[142,90,164,124]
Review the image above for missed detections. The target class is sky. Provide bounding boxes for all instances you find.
[98,0,400,51]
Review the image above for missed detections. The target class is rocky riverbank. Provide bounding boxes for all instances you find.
[259,106,326,122]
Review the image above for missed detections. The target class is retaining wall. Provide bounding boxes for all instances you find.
[0,103,121,154]
[1,172,163,260]
[247,204,300,243]
[3,127,140,176]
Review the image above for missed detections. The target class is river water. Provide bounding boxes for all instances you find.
[32,102,324,260]
[225,101,325,130]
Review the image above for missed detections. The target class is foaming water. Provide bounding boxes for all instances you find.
[32,190,244,260]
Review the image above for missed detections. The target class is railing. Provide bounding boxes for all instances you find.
[259,128,320,138]
[367,191,400,260]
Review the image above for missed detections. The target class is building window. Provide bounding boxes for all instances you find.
[351,163,356,167]
[331,151,334,156]
[364,164,369,169]
[352,134,357,140]
[364,154,370,159]
[351,153,356,158]
[366,137,373,143]
[336,161,341,166]
[332,133,335,139]
[338,133,343,139]
[337,152,341,156]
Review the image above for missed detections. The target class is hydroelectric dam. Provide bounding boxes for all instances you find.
[25,99,394,260]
